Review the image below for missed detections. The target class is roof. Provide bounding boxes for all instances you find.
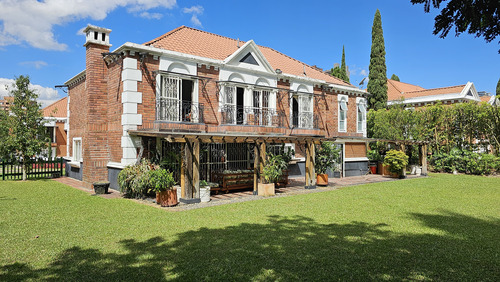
[144,26,353,87]
[42,97,67,118]
[387,79,467,100]
[479,95,492,102]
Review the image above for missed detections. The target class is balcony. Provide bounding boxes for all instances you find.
[156,98,204,123]
[291,112,319,129]
[221,105,285,127]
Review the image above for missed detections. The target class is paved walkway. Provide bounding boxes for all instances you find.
[52,173,425,211]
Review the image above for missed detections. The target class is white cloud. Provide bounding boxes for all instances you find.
[182,5,203,27]
[0,77,60,107]
[19,60,48,69]
[139,11,163,20]
[360,69,368,76]
[0,0,176,51]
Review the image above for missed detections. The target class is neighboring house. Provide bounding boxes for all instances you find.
[41,97,68,158]
[63,25,370,193]
[387,79,481,107]
[479,95,499,106]
[0,96,13,112]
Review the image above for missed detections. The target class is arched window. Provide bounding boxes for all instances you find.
[357,100,366,133]
[338,95,348,132]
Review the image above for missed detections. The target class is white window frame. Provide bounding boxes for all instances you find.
[72,137,82,162]
[158,74,198,122]
[252,88,274,126]
[292,92,314,129]
[356,98,367,133]
[338,94,348,132]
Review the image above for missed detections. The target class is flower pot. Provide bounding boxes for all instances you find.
[158,188,178,207]
[93,182,109,194]
[316,173,328,186]
[378,163,391,176]
[369,164,377,174]
[258,183,275,196]
[200,186,211,202]
[156,192,160,204]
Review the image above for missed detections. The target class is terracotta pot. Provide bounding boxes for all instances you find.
[369,164,377,174]
[158,188,178,207]
[258,183,275,196]
[156,192,160,205]
[316,174,328,186]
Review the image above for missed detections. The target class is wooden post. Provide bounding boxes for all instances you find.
[421,144,428,176]
[193,139,200,199]
[180,143,186,198]
[259,142,266,183]
[184,140,194,199]
[305,141,316,189]
[253,143,260,195]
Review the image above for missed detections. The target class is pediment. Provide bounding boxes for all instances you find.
[224,40,275,74]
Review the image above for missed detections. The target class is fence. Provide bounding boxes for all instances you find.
[1,158,64,180]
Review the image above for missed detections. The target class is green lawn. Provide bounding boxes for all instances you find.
[1,174,499,281]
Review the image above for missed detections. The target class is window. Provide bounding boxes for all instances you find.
[239,52,259,65]
[338,96,348,132]
[46,126,56,143]
[158,75,196,122]
[357,102,366,132]
[73,138,82,162]
[291,93,313,128]
[253,89,272,126]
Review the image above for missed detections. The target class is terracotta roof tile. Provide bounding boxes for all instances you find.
[145,26,352,87]
[402,85,466,99]
[480,95,492,102]
[42,97,67,118]
[387,79,425,100]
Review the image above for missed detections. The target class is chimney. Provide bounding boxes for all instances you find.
[81,24,112,187]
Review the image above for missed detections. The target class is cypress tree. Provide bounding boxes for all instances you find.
[391,74,400,81]
[340,46,349,83]
[367,9,388,110]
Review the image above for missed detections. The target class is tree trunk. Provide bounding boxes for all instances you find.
[22,159,27,181]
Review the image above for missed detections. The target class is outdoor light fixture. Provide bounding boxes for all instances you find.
[275,69,282,74]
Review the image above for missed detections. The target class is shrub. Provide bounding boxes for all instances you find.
[383,150,409,174]
[315,142,341,174]
[263,153,288,184]
[148,169,176,193]
[430,149,500,175]
[117,159,157,198]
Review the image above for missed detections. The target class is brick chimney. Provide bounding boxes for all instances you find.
[81,25,111,187]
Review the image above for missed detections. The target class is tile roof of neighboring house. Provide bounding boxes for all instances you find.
[387,79,466,101]
[387,79,425,100]
[479,95,492,102]
[42,97,67,118]
[144,26,353,87]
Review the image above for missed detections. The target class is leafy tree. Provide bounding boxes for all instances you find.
[497,78,500,96]
[411,0,500,53]
[390,74,400,81]
[0,107,9,160]
[330,66,342,80]
[367,9,388,110]
[4,75,49,180]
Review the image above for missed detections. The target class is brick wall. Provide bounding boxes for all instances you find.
[107,57,125,163]
[68,78,86,162]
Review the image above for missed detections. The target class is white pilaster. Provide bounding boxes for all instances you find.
[121,57,143,165]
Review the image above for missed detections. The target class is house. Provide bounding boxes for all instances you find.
[0,96,13,112]
[62,25,370,198]
[479,94,499,106]
[387,79,481,107]
[41,97,68,158]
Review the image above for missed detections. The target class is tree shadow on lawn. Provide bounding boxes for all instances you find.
[2,211,499,281]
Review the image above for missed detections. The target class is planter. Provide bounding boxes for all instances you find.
[93,182,109,194]
[369,164,377,174]
[200,186,211,202]
[258,183,275,196]
[158,188,178,207]
[156,192,160,204]
[316,173,328,186]
[378,163,391,176]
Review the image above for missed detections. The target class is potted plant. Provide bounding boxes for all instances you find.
[117,159,156,198]
[93,181,110,194]
[148,169,177,207]
[383,150,409,178]
[200,180,211,202]
[259,153,286,196]
[367,149,381,174]
[315,142,341,186]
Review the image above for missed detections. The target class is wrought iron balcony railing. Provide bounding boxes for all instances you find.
[156,98,204,123]
[221,105,285,127]
[291,112,319,129]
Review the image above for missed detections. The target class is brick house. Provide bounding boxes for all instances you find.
[63,25,370,196]
[41,97,68,158]
[387,79,482,107]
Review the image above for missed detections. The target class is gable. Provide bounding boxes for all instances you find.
[223,40,275,74]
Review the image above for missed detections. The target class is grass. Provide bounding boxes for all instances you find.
[1,174,499,281]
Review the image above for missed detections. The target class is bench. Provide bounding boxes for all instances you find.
[212,169,254,193]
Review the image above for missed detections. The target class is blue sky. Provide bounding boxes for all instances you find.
[0,0,499,107]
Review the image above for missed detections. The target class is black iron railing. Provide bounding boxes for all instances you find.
[291,112,320,129]
[156,99,204,123]
[221,105,285,127]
